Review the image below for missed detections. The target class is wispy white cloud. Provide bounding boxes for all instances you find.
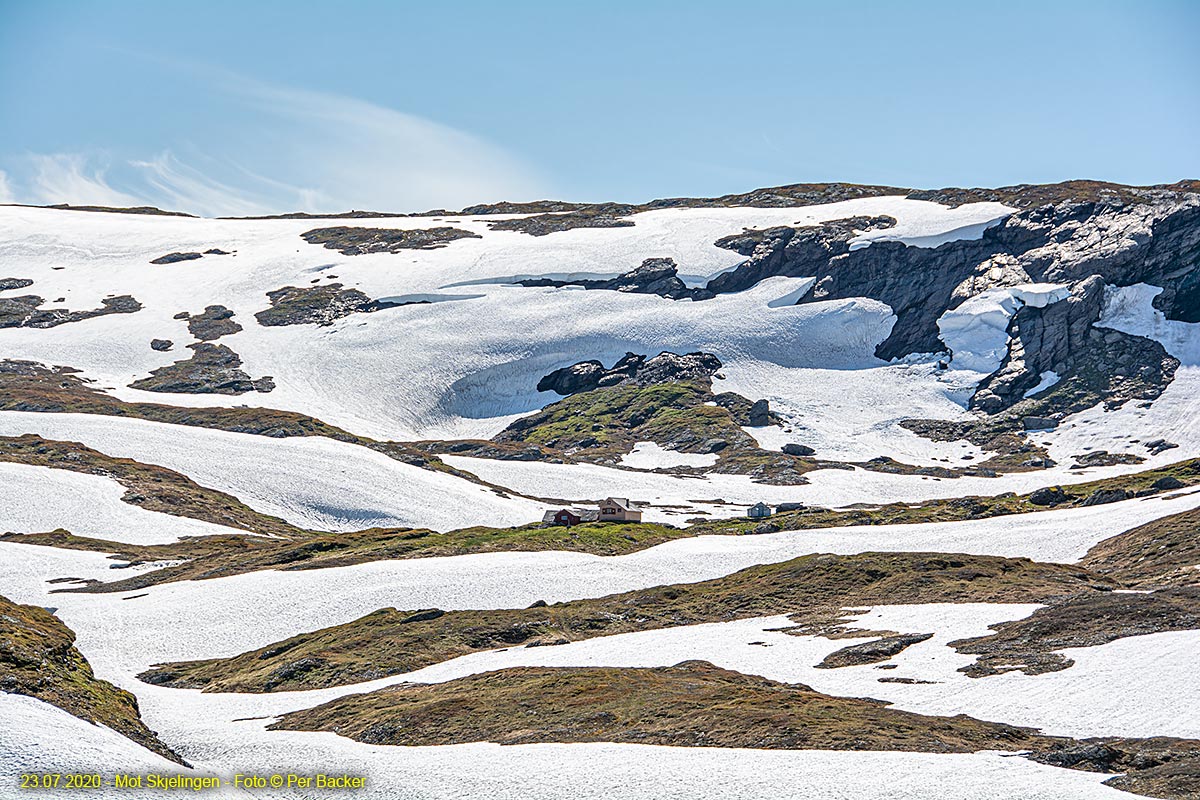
[0,170,13,203]
[0,74,550,217]
[128,152,279,218]
[23,154,144,207]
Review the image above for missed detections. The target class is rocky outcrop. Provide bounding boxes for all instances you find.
[179,305,242,341]
[129,343,274,395]
[537,351,723,395]
[815,632,934,669]
[0,277,33,290]
[704,193,1198,415]
[519,258,703,300]
[952,588,1200,677]
[706,216,895,295]
[486,205,636,236]
[0,294,141,329]
[255,284,399,327]
[150,252,204,265]
[301,226,481,254]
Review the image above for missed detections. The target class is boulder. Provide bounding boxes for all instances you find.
[537,361,604,395]
[1144,438,1179,455]
[149,339,173,352]
[781,443,816,457]
[1081,488,1131,507]
[1152,476,1185,491]
[1021,416,1058,431]
[1028,486,1070,506]
[747,399,771,427]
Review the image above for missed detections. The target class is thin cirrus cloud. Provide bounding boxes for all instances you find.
[1,80,550,217]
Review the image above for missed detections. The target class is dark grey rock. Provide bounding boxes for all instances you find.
[184,305,242,341]
[1021,416,1058,430]
[149,339,173,352]
[150,252,204,265]
[129,343,274,395]
[0,294,141,329]
[747,399,771,427]
[537,351,723,396]
[519,258,706,301]
[701,438,728,453]
[0,278,33,291]
[782,443,816,456]
[1145,439,1179,455]
[1152,476,1185,490]
[255,284,399,327]
[1081,488,1132,506]
[1029,486,1070,506]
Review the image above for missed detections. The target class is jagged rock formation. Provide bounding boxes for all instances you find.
[537,351,723,395]
[0,294,141,328]
[129,343,275,394]
[0,277,33,290]
[519,257,702,299]
[254,283,400,326]
[703,189,1199,415]
[300,226,481,254]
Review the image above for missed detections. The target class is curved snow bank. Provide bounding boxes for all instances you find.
[0,462,251,545]
[850,212,1011,251]
[937,283,1069,376]
[0,412,546,533]
[0,693,179,782]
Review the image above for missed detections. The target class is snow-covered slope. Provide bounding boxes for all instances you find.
[3,184,1200,799]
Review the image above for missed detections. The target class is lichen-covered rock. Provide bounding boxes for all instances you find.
[301,226,480,254]
[0,294,141,329]
[129,343,274,395]
[181,305,242,340]
[255,284,399,327]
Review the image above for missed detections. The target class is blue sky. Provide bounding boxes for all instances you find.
[0,0,1196,215]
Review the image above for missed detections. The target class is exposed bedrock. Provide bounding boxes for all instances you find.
[255,283,400,327]
[129,343,275,395]
[0,294,141,329]
[537,351,724,396]
[519,257,705,300]
[703,194,1198,413]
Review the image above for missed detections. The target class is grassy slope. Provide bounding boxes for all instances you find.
[139,551,1112,692]
[0,595,184,764]
[272,661,1043,752]
[1081,506,1200,588]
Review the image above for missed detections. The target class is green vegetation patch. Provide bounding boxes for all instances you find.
[271,660,1041,752]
